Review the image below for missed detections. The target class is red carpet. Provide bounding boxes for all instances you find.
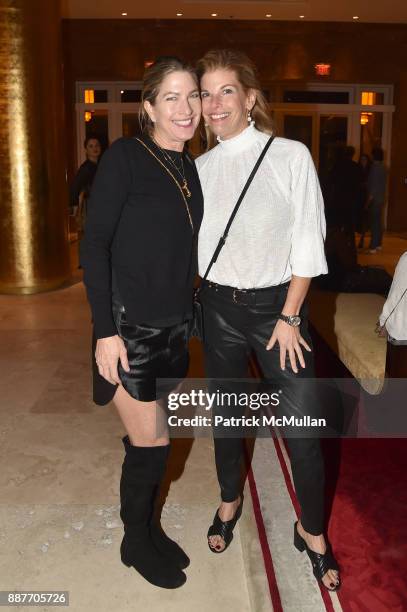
[312,326,407,610]
[246,462,284,612]
[324,438,407,611]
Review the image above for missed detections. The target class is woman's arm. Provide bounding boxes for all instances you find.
[266,144,328,373]
[281,275,311,316]
[80,139,131,385]
[80,139,130,340]
[70,161,93,207]
[266,275,312,373]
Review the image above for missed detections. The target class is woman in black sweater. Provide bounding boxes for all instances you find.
[69,135,102,232]
[80,57,203,589]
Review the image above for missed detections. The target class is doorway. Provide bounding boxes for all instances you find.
[75,81,394,172]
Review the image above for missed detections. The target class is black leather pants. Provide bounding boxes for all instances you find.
[200,281,325,536]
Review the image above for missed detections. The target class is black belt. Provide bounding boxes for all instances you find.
[202,280,289,306]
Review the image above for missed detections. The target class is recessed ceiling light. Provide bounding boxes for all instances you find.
[176,13,183,17]
[121,12,127,16]
[211,13,218,17]
[299,15,305,19]
[266,14,272,18]
[353,15,359,20]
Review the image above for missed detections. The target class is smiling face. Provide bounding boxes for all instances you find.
[200,68,256,140]
[144,70,201,151]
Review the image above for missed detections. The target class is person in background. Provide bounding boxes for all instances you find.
[321,145,359,288]
[377,251,407,377]
[377,251,407,343]
[366,147,387,254]
[327,145,361,236]
[70,135,102,233]
[357,153,371,250]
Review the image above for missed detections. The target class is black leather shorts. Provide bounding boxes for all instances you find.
[92,302,189,405]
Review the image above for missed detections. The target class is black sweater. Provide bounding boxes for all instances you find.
[80,136,203,339]
[70,159,98,207]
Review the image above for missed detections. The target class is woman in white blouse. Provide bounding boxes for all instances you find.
[196,49,340,591]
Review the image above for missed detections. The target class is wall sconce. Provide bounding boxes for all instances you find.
[84,111,93,122]
[360,112,369,125]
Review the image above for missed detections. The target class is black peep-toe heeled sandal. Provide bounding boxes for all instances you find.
[293,521,341,591]
[207,497,243,554]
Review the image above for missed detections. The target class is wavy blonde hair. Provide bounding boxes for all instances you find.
[196,49,274,150]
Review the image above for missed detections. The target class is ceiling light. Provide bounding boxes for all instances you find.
[353,16,359,20]
[299,15,305,19]
[211,13,218,17]
[121,12,127,16]
[266,14,272,18]
[176,13,183,16]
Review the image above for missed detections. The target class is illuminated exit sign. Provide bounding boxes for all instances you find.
[314,63,331,76]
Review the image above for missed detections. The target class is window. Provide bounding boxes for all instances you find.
[283,90,350,104]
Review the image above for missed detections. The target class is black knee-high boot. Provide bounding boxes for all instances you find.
[120,436,186,589]
[149,442,190,569]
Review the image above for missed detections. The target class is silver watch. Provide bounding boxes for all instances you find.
[278,314,301,327]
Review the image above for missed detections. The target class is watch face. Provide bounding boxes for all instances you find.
[289,316,301,327]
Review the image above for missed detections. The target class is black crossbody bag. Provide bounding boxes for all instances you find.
[190,135,275,340]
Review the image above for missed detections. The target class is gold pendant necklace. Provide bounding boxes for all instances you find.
[181,179,191,199]
[153,139,192,198]
[135,138,194,233]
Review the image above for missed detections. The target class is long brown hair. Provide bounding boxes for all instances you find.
[196,49,274,150]
[139,56,198,136]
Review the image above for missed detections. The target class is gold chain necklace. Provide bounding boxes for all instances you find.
[157,146,192,199]
[135,138,194,233]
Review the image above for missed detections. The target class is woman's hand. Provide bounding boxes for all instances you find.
[95,335,130,385]
[375,321,388,338]
[266,320,311,374]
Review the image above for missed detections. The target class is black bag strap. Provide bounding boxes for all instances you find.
[200,134,275,284]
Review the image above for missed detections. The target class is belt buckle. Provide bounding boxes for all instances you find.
[233,288,248,305]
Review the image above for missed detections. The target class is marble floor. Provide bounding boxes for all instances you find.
[3,229,404,611]
[0,282,273,612]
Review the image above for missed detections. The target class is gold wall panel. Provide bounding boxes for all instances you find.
[0,0,69,294]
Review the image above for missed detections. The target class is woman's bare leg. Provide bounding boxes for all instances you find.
[112,384,169,446]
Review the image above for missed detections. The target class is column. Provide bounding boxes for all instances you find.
[0,0,69,294]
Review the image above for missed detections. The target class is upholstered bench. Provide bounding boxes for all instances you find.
[308,290,387,394]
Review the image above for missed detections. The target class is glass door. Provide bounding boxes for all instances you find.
[277,111,320,166]
[283,114,314,152]
[319,115,349,181]
[276,110,351,181]
[75,82,143,165]
[121,111,142,138]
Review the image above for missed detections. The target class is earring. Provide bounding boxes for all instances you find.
[247,109,252,123]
